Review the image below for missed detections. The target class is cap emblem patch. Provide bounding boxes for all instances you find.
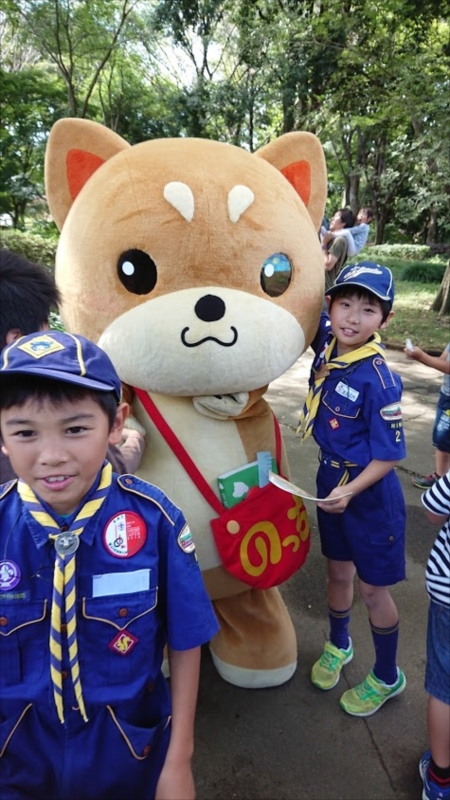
[18,334,65,359]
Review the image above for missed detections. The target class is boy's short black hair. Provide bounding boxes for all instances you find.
[0,248,61,350]
[0,375,118,430]
[339,207,355,228]
[328,285,392,323]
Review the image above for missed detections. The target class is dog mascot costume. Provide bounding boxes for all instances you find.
[45,119,327,689]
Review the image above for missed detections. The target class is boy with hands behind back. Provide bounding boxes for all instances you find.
[0,330,218,800]
[298,261,407,717]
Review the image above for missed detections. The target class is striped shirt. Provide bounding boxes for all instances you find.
[421,470,450,606]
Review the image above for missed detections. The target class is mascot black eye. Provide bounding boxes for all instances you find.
[117,249,157,295]
[260,253,292,297]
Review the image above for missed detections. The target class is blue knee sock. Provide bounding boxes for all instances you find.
[371,620,399,684]
[328,606,351,650]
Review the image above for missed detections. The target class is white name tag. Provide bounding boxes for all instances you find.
[92,569,150,598]
[335,381,359,402]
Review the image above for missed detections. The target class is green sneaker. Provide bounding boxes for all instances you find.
[311,638,353,690]
[340,668,406,717]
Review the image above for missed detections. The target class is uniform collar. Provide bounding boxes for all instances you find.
[20,464,109,550]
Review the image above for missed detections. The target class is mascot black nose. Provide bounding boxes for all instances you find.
[194,294,226,322]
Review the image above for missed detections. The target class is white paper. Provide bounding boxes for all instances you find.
[92,568,150,597]
[268,471,353,504]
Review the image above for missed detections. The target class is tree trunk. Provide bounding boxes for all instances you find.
[431,261,450,316]
[348,173,360,214]
[426,207,438,245]
[375,210,388,244]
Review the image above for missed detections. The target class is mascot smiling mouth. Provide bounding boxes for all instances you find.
[181,326,238,348]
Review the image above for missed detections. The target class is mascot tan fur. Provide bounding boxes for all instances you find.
[45,119,327,688]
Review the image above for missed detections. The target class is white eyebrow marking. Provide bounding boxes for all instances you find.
[163,182,194,222]
[227,185,255,223]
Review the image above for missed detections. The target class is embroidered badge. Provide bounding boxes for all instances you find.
[329,418,340,430]
[18,334,65,359]
[380,402,402,421]
[109,630,138,656]
[103,512,147,558]
[0,590,30,602]
[0,560,21,591]
[177,524,196,554]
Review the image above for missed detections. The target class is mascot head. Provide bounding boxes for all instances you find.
[45,120,326,396]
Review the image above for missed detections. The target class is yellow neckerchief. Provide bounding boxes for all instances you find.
[17,462,112,723]
[297,333,386,441]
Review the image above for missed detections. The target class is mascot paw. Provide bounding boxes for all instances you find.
[123,416,147,436]
[193,393,249,419]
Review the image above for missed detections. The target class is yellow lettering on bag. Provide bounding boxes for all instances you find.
[239,522,306,577]
[287,497,310,540]
[240,522,282,577]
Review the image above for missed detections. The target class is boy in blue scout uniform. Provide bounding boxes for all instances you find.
[297,261,407,717]
[0,330,219,800]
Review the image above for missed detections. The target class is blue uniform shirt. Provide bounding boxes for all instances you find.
[310,312,406,466]
[0,471,219,799]
[309,313,407,586]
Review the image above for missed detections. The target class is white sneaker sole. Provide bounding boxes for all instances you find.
[341,675,406,717]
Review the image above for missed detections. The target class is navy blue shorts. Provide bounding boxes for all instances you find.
[316,461,406,586]
[425,599,450,705]
[0,703,171,799]
[432,391,450,453]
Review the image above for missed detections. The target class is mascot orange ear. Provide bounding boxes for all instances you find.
[45,118,130,230]
[255,132,327,231]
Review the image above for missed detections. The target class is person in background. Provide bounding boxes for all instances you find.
[320,208,355,291]
[0,248,144,482]
[419,471,450,800]
[405,342,450,488]
[321,207,374,258]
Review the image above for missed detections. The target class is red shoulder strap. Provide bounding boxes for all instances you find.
[133,388,283,514]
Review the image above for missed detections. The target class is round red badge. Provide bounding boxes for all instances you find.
[103,512,147,558]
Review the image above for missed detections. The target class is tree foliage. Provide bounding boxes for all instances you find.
[0,66,66,227]
[1,0,449,244]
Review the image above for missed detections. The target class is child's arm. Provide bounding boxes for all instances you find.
[321,227,357,256]
[317,459,398,514]
[404,345,450,374]
[118,428,145,473]
[155,646,201,800]
[424,507,449,525]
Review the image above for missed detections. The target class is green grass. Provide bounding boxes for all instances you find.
[357,249,449,352]
[382,282,448,351]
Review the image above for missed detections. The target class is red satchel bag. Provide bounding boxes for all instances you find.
[134,389,310,590]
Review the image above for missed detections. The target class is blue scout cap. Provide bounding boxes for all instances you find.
[0,331,122,401]
[327,261,395,307]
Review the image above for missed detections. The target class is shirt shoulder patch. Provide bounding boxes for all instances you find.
[380,402,403,421]
[0,479,18,501]
[371,356,397,389]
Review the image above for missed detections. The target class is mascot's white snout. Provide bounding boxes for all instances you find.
[99,286,305,396]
